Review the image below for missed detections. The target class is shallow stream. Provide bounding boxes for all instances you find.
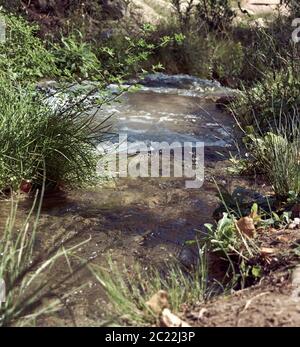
[0,74,267,325]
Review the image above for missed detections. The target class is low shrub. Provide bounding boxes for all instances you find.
[51,31,101,81]
[230,66,300,128]
[154,31,212,76]
[0,12,58,82]
[211,38,244,86]
[171,0,235,33]
[149,23,244,83]
[195,0,236,32]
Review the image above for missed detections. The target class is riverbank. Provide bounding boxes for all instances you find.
[184,227,300,327]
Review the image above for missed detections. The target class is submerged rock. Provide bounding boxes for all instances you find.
[178,247,199,269]
[137,73,222,90]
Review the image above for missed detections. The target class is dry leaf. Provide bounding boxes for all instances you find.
[235,217,256,238]
[146,290,169,315]
[276,235,289,243]
[261,247,277,257]
[268,227,277,233]
[161,308,191,327]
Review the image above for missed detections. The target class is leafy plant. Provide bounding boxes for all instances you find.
[0,12,58,82]
[52,31,101,81]
[204,209,261,289]
[97,23,171,83]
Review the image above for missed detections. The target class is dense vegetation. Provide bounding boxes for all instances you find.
[0,8,168,192]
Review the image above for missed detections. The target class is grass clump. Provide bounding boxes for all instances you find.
[0,77,110,192]
[92,249,211,326]
[241,117,300,199]
[0,192,87,326]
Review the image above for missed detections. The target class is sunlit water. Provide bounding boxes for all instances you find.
[1,73,241,262]
[103,73,235,147]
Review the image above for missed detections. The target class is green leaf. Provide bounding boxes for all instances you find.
[251,265,262,278]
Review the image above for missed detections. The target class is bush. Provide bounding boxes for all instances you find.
[196,0,236,32]
[148,21,244,83]
[0,77,108,192]
[0,13,58,82]
[96,23,171,82]
[231,66,300,128]
[51,23,166,83]
[52,31,101,81]
[211,39,244,85]
[149,24,212,76]
[234,20,300,85]
[0,12,160,84]
[170,0,235,33]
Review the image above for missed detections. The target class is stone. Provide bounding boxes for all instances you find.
[260,247,276,257]
[161,308,191,327]
[146,290,169,315]
[100,0,127,20]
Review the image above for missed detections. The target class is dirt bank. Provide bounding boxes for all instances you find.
[183,228,300,327]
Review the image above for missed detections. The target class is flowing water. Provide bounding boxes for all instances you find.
[0,74,267,325]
